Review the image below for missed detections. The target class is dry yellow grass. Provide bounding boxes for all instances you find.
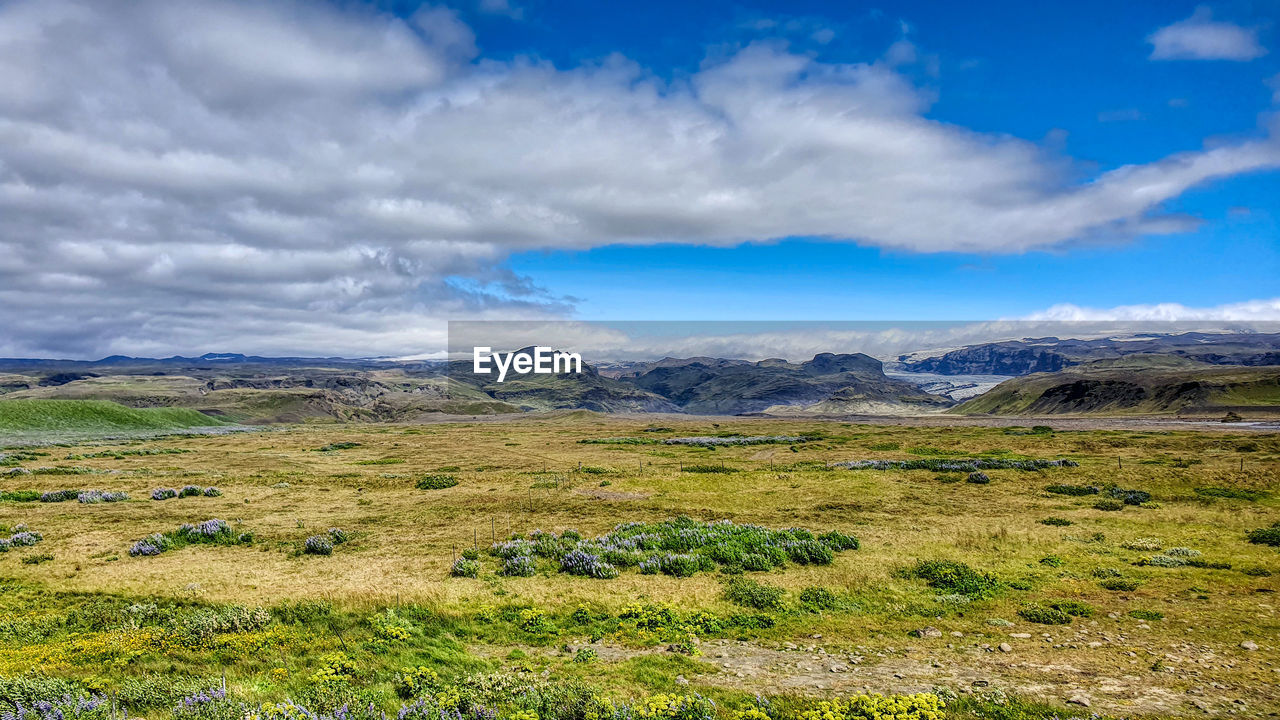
[2,413,1278,715]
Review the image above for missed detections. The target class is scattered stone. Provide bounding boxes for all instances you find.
[912,626,943,639]
[950,631,963,638]
[1009,633,1032,639]
[1067,696,1091,708]
[675,675,688,686]
[829,664,848,673]
[1240,640,1258,651]
[998,643,1012,653]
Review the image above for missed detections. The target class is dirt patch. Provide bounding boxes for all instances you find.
[473,637,1267,717]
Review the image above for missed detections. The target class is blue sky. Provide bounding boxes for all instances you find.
[1,0,1277,357]
[488,0,1280,320]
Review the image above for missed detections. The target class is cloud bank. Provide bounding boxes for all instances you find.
[1,0,1278,357]
[1148,7,1266,61]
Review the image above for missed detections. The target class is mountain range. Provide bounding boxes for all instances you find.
[2,332,1279,422]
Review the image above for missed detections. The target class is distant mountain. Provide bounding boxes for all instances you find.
[898,332,1280,376]
[953,355,1280,417]
[446,349,679,413]
[622,352,950,415]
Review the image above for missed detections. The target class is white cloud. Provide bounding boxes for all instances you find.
[1148,7,1266,61]
[1026,298,1280,322]
[0,0,1278,357]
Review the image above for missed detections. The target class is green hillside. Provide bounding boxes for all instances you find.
[954,357,1280,416]
[0,399,227,432]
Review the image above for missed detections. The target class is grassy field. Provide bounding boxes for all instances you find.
[0,413,1277,719]
[0,399,229,432]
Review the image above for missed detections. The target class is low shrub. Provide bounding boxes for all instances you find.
[1128,609,1164,621]
[680,464,738,474]
[1246,523,1280,547]
[1018,604,1072,625]
[966,472,990,484]
[1165,547,1201,558]
[1099,578,1142,591]
[1187,559,1232,569]
[129,519,246,557]
[416,474,458,490]
[1039,517,1073,526]
[303,535,334,556]
[501,555,537,577]
[1039,555,1064,568]
[451,557,480,578]
[907,559,1000,598]
[38,489,80,503]
[317,442,362,452]
[1122,538,1162,551]
[1107,487,1151,505]
[723,577,785,610]
[798,586,840,612]
[560,549,619,579]
[1137,554,1185,568]
[1093,499,1124,512]
[77,490,129,503]
[794,693,946,720]
[1047,599,1093,617]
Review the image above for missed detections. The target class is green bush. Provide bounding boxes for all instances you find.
[1099,578,1141,591]
[1047,600,1093,617]
[907,559,1000,598]
[680,464,738,474]
[1038,555,1064,568]
[723,577,785,610]
[416,474,459,490]
[1018,604,1072,625]
[1128,609,1164,621]
[798,586,840,612]
[818,530,861,551]
[1045,484,1099,496]
[1039,517,1072,526]
[1246,523,1280,547]
[1093,499,1124,512]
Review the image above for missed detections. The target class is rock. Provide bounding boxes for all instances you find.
[810,633,822,639]
[950,631,964,638]
[829,664,848,673]
[1009,633,1032,639]
[1066,696,1091,707]
[971,680,989,688]
[1240,640,1258,651]
[675,675,688,686]
[912,626,943,638]
[998,643,1012,653]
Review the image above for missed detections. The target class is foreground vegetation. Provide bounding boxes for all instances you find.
[0,412,1277,718]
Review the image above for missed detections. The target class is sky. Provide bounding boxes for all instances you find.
[0,0,1277,358]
